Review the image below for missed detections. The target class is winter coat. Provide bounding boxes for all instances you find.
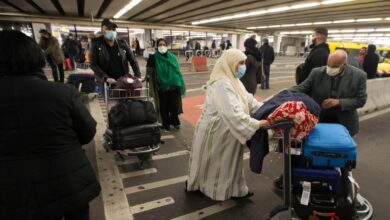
[89,36,141,80]
[363,45,380,79]
[259,43,275,65]
[0,71,100,220]
[298,43,330,84]
[240,54,261,95]
[39,36,65,65]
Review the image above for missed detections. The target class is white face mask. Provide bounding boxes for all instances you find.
[158,46,168,54]
[326,66,341,77]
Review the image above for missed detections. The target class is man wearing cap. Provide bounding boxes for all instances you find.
[90,18,141,84]
[259,38,275,89]
[296,27,330,84]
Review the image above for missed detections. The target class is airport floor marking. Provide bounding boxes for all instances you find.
[120,168,158,179]
[161,135,175,140]
[171,200,237,220]
[129,197,175,215]
[125,176,188,195]
[116,150,190,166]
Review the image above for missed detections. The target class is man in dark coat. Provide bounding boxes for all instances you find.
[259,38,275,89]
[289,49,367,136]
[90,18,141,84]
[363,44,380,79]
[241,37,262,94]
[0,30,100,220]
[62,33,81,69]
[296,27,330,84]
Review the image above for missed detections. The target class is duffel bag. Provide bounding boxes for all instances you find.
[108,100,157,128]
[113,75,142,97]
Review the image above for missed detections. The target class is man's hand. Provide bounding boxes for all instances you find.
[321,98,340,109]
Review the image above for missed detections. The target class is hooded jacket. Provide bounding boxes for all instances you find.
[363,44,380,79]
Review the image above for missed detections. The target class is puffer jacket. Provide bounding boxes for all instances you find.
[0,71,100,220]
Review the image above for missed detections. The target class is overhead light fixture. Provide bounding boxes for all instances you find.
[340,29,356,33]
[114,0,143,19]
[386,17,390,20]
[313,21,332,25]
[334,19,355,23]
[328,30,340,33]
[257,26,268,29]
[321,0,354,5]
[248,10,267,16]
[267,6,290,13]
[247,27,257,30]
[296,22,312,26]
[376,28,390,32]
[356,18,382,22]
[290,31,301,34]
[354,34,368,37]
[300,31,312,34]
[291,2,321,9]
[357,29,374,32]
[268,25,281,28]
[281,24,296,27]
[369,33,384,36]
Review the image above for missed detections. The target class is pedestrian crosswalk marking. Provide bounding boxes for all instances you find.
[171,200,237,220]
[120,168,157,179]
[117,150,190,166]
[129,197,175,215]
[125,176,187,195]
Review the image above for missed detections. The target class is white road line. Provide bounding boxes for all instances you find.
[120,168,157,179]
[89,96,134,220]
[125,176,188,195]
[116,150,190,166]
[171,200,237,220]
[130,197,175,215]
[161,135,175,140]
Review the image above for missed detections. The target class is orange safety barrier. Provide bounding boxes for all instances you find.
[190,55,208,72]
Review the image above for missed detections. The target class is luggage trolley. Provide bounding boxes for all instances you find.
[102,76,161,167]
[262,121,373,220]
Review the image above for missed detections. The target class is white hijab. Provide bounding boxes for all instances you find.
[208,49,249,113]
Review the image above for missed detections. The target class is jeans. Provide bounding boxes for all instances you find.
[47,56,64,82]
[261,64,271,88]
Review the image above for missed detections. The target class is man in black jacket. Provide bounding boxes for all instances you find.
[90,18,141,84]
[259,38,275,89]
[296,27,330,84]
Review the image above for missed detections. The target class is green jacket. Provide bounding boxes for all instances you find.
[289,65,367,136]
[146,54,183,123]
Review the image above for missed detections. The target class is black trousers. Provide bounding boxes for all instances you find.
[47,56,65,82]
[52,205,89,220]
[158,88,181,128]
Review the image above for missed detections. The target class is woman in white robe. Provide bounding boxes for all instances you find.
[186,49,269,201]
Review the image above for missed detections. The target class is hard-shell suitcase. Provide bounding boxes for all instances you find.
[303,123,357,169]
[292,167,340,192]
[67,73,96,93]
[105,123,161,150]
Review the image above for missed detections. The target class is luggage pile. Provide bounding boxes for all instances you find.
[291,123,372,220]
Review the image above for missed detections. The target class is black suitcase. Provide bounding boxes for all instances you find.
[67,74,96,93]
[105,123,161,150]
[293,170,356,220]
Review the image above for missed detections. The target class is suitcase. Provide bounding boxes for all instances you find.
[293,168,357,220]
[67,74,96,93]
[303,123,357,169]
[292,167,340,192]
[105,123,161,150]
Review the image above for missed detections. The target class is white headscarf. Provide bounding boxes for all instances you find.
[208,49,249,113]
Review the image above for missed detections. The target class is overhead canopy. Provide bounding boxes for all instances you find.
[0,0,389,31]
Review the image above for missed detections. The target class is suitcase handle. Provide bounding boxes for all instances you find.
[262,120,294,130]
[312,151,348,158]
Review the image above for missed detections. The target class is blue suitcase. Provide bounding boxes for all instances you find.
[303,123,357,169]
[292,167,340,192]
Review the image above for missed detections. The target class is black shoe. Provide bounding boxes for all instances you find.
[174,125,180,130]
[163,125,171,132]
[273,175,283,191]
[232,191,254,200]
[260,86,265,89]
[265,86,270,90]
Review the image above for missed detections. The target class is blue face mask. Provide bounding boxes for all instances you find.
[104,31,117,41]
[235,65,246,78]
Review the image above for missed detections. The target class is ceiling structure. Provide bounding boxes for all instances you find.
[0,0,389,33]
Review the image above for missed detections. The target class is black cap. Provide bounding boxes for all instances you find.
[314,27,328,37]
[101,18,118,28]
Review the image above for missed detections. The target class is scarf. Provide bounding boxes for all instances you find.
[154,51,186,95]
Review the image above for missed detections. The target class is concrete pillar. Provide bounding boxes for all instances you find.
[144,28,152,45]
[231,34,238,49]
[273,33,282,54]
[237,34,247,51]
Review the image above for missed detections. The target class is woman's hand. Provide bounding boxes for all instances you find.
[259,120,270,128]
